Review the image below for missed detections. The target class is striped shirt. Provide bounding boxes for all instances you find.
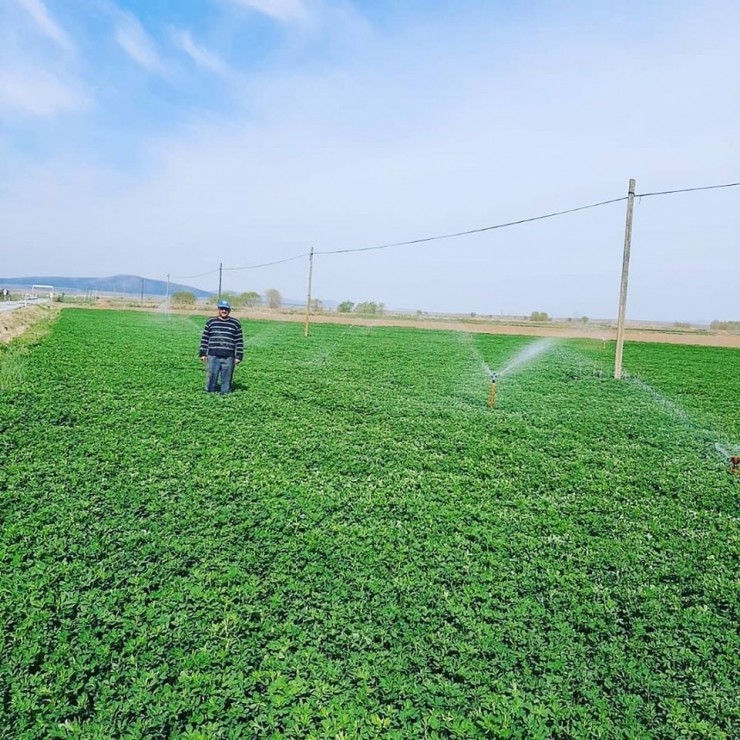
[199,316,244,360]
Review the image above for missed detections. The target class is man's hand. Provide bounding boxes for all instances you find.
[200,356,207,363]
[235,359,242,365]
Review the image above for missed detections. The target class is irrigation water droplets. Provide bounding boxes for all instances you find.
[497,338,557,378]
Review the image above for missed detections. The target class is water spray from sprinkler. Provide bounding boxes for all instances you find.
[488,372,497,409]
[714,443,740,475]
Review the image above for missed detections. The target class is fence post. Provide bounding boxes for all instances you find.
[614,178,636,380]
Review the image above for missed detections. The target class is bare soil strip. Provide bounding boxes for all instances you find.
[14,303,739,349]
[243,310,740,348]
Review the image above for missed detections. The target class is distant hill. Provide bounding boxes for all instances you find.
[0,275,214,298]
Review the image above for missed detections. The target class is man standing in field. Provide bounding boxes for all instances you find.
[199,300,244,395]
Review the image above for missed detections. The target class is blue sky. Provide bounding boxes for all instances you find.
[1,0,738,321]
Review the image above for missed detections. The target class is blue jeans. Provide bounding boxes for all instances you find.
[206,355,235,395]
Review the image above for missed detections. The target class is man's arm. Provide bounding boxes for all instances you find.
[235,321,244,364]
[199,320,211,361]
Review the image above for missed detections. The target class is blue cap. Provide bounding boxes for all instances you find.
[217,300,231,310]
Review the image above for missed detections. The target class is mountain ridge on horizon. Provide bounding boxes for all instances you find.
[0,274,214,298]
[0,274,330,308]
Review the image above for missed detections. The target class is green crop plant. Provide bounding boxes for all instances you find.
[0,309,738,739]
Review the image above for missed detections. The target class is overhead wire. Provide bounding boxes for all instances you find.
[635,181,740,198]
[223,254,310,271]
[169,180,737,276]
[170,268,221,279]
[313,196,628,257]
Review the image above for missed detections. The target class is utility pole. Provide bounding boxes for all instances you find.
[218,263,223,301]
[614,178,636,380]
[165,273,170,315]
[304,247,315,338]
[141,278,144,307]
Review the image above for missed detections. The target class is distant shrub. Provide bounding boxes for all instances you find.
[710,320,740,332]
[355,301,385,315]
[171,291,196,308]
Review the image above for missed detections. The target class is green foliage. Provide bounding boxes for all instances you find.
[354,301,385,315]
[337,301,354,313]
[529,311,550,322]
[240,291,262,308]
[171,290,196,308]
[206,291,263,309]
[209,291,240,307]
[1,310,739,738]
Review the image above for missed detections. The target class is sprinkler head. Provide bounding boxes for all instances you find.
[490,372,497,383]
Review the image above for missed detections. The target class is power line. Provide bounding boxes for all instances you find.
[223,254,310,272]
[168,179,738,276]
[170,268,220,280]
[314,196,628,257]
[636,182,740,198]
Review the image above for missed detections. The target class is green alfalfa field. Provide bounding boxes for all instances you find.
[1,308,739,739]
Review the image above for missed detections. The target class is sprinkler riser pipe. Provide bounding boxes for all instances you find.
[488,378,497,409]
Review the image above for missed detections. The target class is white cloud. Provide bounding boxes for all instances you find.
[170,28,228,74]
[2,1,739,320]
[14,0,73,51]
[0,67,88,117]
[115,14,166,74]
[233,0,309,23]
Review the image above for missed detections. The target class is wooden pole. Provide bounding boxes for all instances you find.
[304,247,315,338]
[218,263,223,301]
[140,278,144,307]
[614,178,636,380]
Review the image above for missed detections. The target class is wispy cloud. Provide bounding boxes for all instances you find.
[170,28,228,74]
[0,67,88,118]
[233,0,309,23]
[13,0,73,51]
[2,1,739,321]
[115,13,166,74]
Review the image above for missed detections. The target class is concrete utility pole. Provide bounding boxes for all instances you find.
[218,263,223,301]
[304,247,315,338]
[614,178,636,380]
